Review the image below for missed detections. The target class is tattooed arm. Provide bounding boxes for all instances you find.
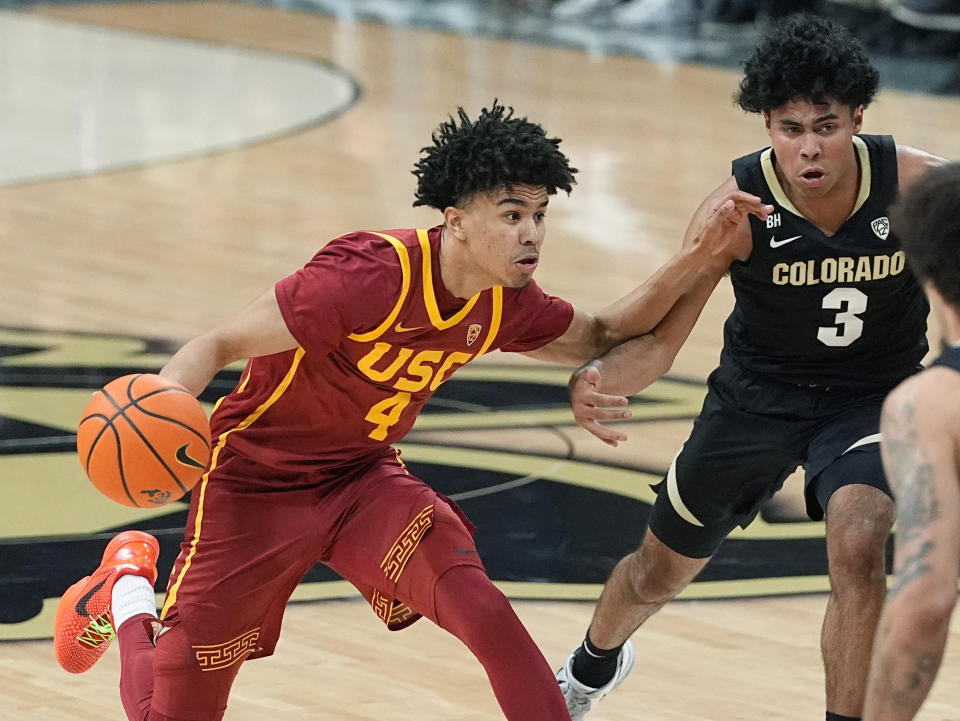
[862,369,960,721]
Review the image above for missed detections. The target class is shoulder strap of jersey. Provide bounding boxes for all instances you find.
[346,232,413,342]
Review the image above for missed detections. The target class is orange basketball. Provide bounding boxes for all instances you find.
[76,373,211,507]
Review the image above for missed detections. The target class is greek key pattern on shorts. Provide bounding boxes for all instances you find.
[370,590,417,628]
[371,588,392,624]
[388,601,416,627]
[380,504,434,583]
[193,628,260,671]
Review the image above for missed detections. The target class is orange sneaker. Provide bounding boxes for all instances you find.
[54,531,159,673]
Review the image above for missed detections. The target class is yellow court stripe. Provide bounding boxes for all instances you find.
[417,228,481,329]
[161,347,306,618]
[473,285,502,357]
[347,232,412,342]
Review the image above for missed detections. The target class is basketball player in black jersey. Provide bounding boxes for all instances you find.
[556,14,950,721]
[862,163,960,721]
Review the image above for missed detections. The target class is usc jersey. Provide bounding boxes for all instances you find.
[207,225,573,474]
[724,134,928,389]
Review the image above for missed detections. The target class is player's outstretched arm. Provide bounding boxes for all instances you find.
[160,287,299,396]
[863,371,960,721]
[525,184,767,367]
[567,264,725,445]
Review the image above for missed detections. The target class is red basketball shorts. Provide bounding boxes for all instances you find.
[159,449,485,670]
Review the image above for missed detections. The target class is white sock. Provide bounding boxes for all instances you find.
[111,574,158,630]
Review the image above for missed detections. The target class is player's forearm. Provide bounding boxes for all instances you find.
[863,601,953,721]
[592,248,719,345]
[577,335,671,397]
[160,334,236,397]
[585,276,721,395]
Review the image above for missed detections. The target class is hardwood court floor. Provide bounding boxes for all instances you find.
[2,1,960,719]
[5,595,960,720]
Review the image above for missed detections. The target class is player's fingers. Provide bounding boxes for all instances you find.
[712,192,773,221]
[579,419,628,446]
[581,406,632,422]
[589,392,629,408]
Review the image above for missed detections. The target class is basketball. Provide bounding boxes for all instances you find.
[76,374,211,507]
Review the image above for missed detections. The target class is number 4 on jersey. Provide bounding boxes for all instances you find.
[365,391,412,440]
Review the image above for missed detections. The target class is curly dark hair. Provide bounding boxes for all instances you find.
[736,13,879,114]
[412,101,577,209]
[892,163,960,309]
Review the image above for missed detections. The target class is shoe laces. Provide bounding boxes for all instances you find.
[77,613,116,648]
[560,678,597,713]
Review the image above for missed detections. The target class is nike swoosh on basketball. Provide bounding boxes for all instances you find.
[769,235,802,248]
[75,576,108,617]
[175,444,205,469]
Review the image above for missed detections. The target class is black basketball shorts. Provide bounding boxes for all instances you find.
[648,362,893,558]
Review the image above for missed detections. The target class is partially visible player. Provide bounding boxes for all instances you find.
[863,162,960,721]
[54,102,769,721]
[556,14,950,721]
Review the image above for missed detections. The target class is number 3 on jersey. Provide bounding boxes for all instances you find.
[818,287,867,347]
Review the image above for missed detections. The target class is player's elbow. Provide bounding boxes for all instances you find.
[589,316,622,359]
[189,330,245,370]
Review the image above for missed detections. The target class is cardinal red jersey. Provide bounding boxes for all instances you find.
[207,226,573,476]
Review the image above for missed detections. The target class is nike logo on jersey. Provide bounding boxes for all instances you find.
[75,576,108,617]
[769,235,802,248]
[175,444,205,469]
[394,321,427,334]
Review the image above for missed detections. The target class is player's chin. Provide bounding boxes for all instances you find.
[504,268,536,288]
[503,276,533,289]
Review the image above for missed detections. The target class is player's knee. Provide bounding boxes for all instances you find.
[434,566,535,666]
[435,566,517,639]
[623,551,687,605]
[827,523,888,590]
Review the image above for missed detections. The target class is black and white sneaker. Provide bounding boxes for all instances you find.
[555,640,636,720]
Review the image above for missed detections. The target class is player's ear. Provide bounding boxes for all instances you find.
[851,105,864,133]
[762,111,771,132]
[444,205,468,240]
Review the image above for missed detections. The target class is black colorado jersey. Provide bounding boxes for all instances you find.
[725,134,928,389]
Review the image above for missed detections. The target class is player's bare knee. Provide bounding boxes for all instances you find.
[623,550,689,605]
[827,524,889,592]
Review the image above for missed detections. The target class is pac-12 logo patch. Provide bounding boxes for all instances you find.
[871,216,890,240]
[466,323,482,346]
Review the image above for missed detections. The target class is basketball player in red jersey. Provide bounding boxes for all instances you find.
[54,102,770,721]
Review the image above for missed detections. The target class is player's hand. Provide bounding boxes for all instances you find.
[688,191,773,256]
[569,365,632,447]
